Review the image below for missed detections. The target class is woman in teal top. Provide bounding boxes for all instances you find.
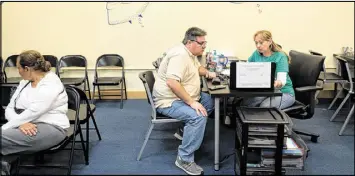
[242,30,295,109]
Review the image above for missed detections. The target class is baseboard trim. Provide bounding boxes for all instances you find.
[86,90,147,99]
[84,89,345,100]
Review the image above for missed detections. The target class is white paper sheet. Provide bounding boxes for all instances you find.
[236,62,271,88]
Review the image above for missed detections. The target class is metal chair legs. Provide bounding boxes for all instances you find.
[328,83,343,110]
[137,123,154,161]
[330,93,350,122]
[339,103,354,135]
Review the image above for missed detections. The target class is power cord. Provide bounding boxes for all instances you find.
[219,149,237,164]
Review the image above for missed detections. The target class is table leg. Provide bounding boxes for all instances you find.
[214,97,220,171]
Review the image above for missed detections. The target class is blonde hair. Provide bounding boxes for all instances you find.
[254,30,291,64]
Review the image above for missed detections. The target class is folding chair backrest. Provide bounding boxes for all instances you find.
[72,86,90,105]
[3,55,19,81]
[336,57,353,91]
[95,54,124,78]
[58,55,88,77]
[65,86,81,126]
[59,55,87,68]
[43,55,58,68]
[4,55,18,68]
[96,54,124,67]
[139,71,156,117]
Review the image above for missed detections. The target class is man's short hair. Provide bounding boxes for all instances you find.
[182,27,207,45]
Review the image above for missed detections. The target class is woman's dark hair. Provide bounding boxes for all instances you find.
[18,50,51,72]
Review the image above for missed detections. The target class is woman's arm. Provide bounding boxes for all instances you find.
[2,82,62,130]
[274,54,290,88]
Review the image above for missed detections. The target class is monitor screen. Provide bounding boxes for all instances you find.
[229,62,276,90]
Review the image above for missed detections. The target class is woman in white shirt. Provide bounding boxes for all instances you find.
[1,50,69,156]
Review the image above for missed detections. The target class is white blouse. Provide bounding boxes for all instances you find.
[2,72,70,130]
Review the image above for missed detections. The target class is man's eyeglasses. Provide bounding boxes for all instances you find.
[191,40,207,46]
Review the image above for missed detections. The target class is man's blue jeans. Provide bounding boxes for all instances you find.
[156,92,214,162]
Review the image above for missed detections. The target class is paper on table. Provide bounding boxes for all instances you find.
[236,62,271,88]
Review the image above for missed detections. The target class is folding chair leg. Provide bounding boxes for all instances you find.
[67,131,77,175]
[339,103,354,135]
[86,119,89,165]
[97,85,102,100]
[92,85,96,104]
[330,93,350,122]
[78,125,88,165]
[328,84,343,110]
[89,109,102,140]
[137,123,154,161]
[120,82,123,109]
[123,78,128,100]
[15,156,21,175]
[86,77,91,100]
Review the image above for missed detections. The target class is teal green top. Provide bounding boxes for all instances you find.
[248,50,295,96]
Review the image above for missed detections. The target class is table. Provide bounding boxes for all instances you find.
[202,78,282,170]
[334,53,354,65]
[334,54,354,79]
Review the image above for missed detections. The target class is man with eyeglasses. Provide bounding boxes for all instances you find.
[153,27,216,175]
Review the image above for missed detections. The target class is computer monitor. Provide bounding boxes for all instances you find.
[229,61,276,91]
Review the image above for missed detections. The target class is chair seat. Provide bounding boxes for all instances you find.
[6,77,22,83]
[67,104,96,122]
[283,100,305,113]
[93,77,123,85]
[47,126,74,151]
[319,72,345,82]
[60,78,85,86]
[155,112,172,119]
[153,113,180,123]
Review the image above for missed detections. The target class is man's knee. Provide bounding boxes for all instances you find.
[187,115,207,126]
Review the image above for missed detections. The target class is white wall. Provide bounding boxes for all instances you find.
[2,2,354,92]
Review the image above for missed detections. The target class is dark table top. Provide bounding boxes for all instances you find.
[334,53,354,65]
[0,82,19,87]
[202,77,282,98]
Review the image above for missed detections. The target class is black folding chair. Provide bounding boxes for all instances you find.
[66,86,102,165]
[3,55,22,83]
[309,50,347,108]
[15,86,81,175]
[57,55,91,100]
[329,56,354,135]
[43,55,59,75]
[136,71,181,161]
[92,54,127,109]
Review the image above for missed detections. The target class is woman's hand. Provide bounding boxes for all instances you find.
[19,123,37,136]
[274,80,283,89]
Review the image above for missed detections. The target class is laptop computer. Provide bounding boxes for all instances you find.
[229,61,276,91]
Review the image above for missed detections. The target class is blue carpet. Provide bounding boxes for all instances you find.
[18,100,354,175]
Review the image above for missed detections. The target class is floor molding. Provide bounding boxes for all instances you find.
[84,89,345,100]
[86,90,146,99]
